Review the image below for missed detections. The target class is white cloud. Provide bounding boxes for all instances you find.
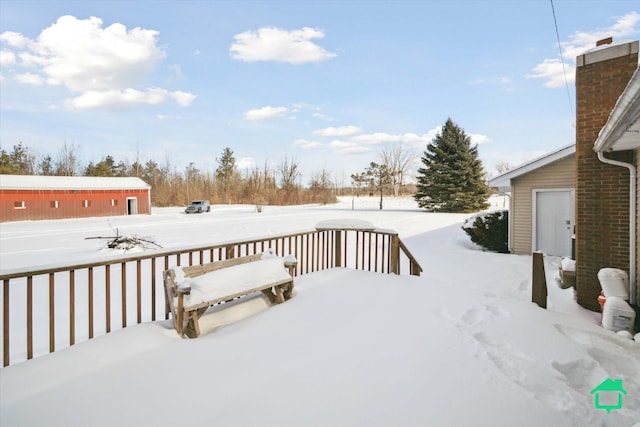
[0,31,30,48]
[313,125,362,137]
[310,125,490,156]
[66,87,195,110]
[244,106,288,121]
[330,140,370,155]
[294,139,323,149]
[0,15,196,109]
[170,91,197,107]
[528,12,640,87]
[527,59,570,88]
[168,64,186,80]
[421,126,490,147]
[15,72,44,85]
[351,132,398,145]
[312,112,333,121]
[237,157,257,170]
[230,27,336,64]
[0,49,16,66]
[67,88,166,109]
[351,132,430,147]
[471,133,491,145]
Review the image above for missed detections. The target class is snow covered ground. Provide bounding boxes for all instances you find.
[1,196,639,426]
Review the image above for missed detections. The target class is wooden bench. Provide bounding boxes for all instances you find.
[163,251,297,338]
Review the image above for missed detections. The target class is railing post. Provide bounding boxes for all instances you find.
[334,230,342,267]
[532,251,547,309]
[390,233,400,275]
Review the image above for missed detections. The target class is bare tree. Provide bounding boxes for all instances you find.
[378,142,415,196]
[55,142,81,176]
[495,161,512,175]
[310,169,335,204]
[278,156,300,202]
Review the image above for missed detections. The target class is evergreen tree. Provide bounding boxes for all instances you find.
[216,147,237,198]
[365,162,392,210]
[414,118,489,212]
[0,143,35,174]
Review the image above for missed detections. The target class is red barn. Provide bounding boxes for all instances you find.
[0,175,151,222]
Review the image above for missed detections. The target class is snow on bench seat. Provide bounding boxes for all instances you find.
[175,258,293,309]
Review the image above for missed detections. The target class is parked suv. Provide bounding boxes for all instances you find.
[185,200,211,214]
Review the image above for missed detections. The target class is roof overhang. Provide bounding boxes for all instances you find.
[594,65,640,153]
[488,144,575,190]
[0,175,151,191]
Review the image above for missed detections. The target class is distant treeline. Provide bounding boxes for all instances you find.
[0,142,416,207]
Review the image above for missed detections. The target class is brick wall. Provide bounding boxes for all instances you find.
[575,43,638,311]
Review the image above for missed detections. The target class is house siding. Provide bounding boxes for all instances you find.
[510,156,575,255]
[575,43,638,311]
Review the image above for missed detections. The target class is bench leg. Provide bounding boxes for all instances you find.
[274,285,285,304]
[261,289,277,304]
[184,311,201,338]
[283,281,294,300]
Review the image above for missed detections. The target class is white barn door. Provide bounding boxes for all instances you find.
[534,190,574,257]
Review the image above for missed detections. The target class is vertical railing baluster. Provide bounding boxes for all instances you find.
[121,262,127,328]
[69,270,75,346]
[367,232,372,271]
[151,258,156,322]
[304,234,309,273]
[355,231,359,270]
[105,265,111,333]
[88,267,94,339]
[3,279,9,367]
[374,234,379,273]
[49,272,55,353]
[382,235,386,273]
[136,260,142,324]
[27,276,33,360]
[164,256,170,320]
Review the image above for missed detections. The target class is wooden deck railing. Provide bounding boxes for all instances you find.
[1,228,421,367]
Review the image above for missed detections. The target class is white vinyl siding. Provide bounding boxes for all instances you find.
[510,155,575,255]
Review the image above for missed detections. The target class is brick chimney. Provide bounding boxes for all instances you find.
[575,39,639,311]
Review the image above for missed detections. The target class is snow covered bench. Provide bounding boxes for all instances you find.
[163,251,297,338]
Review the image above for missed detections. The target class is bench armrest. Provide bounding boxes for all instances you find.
[177,280,192,295]
[284,255,298,276]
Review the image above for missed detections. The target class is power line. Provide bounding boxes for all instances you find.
[550,0,575,126]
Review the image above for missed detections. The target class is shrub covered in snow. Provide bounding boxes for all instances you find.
[462,210,509,253]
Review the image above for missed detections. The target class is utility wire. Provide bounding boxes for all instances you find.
[550,0,575,127]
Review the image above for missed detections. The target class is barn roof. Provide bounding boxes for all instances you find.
[0,175,151,190]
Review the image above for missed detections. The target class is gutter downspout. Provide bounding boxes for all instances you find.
[596,151,637,306]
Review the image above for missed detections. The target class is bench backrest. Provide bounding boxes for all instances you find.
[182,253,264,279]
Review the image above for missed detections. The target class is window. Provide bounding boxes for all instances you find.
[51,200,59,208]
[111,199,118,207]
[14,201,25,209]
[83,200,91,208]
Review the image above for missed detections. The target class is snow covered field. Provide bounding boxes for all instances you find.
[1,196,638,426]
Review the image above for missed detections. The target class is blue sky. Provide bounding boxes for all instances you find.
[1,1,639,184]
